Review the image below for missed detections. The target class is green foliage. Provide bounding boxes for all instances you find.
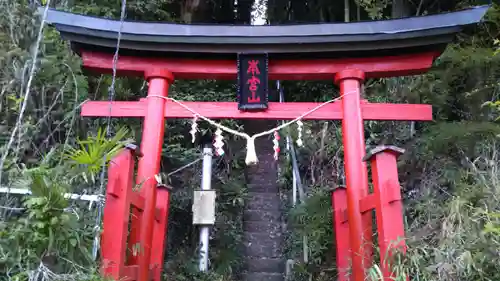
[0,124,133,280]
[414,121,500,159]
[287,187,333,264]
[65,127,131,183]
[164,163,247,281]
[285,187,336,281]
[164,253,234,281]
[0,166,97,281]
[391,142,500,281]
[355,0,389,19]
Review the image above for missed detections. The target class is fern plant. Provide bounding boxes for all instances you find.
[65,127,131,183]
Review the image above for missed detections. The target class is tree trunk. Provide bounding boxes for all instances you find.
[180,0,208,23]
[392,0,409,18]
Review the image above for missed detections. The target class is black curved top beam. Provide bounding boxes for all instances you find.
[42,6,489,59]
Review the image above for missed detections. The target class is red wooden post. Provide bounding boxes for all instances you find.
[332,186,351,281]
[101,146,136,279]
[364,145,407,280]
[128,69,174,281]
[335,69,373,281]
[150,184,172,281]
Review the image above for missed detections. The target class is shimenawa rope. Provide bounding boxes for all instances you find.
[147,92,354,165]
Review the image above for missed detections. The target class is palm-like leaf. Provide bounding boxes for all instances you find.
[65,127,131,182]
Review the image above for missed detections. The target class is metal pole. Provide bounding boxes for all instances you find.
[278,81,297,206]
[277,81,308,266]
[199,146,213,272]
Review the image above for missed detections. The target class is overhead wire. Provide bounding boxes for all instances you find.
[92,0,128,260]
[0,1,51,187]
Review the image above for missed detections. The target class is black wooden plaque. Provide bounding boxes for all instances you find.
[237,53,269,111]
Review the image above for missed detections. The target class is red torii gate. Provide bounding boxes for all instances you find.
[81,51,432,281]
[44,5,488,281]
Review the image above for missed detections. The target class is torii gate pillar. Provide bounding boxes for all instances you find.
[128,69,174,281]
[335,69,373,281]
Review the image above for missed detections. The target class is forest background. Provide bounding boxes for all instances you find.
[0,0,500,280]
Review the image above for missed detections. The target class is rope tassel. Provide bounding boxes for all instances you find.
[213,128,225,156]
[245,137,258,165]
[273,131,281,160]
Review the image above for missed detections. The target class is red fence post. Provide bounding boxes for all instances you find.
[331,186,351,281]
[335,69,373,281]
[150,184,173,281]
[101,145,138,279]
[363,145,407,280]
[126,69,173,281]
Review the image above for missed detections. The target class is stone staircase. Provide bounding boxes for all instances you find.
[243,124,285,281]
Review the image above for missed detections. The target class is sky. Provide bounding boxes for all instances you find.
[251,0,268,25]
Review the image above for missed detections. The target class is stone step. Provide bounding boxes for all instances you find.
[244,209,281,222]
[246,192,281,211]
[247,168,277,176]
[243,272,284,281]
[247,183,280,193]
[243,134,283,280]
[246,257,285,273]
[244,221,282,235]
[244,232,283,258]
[247,166,278,181]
